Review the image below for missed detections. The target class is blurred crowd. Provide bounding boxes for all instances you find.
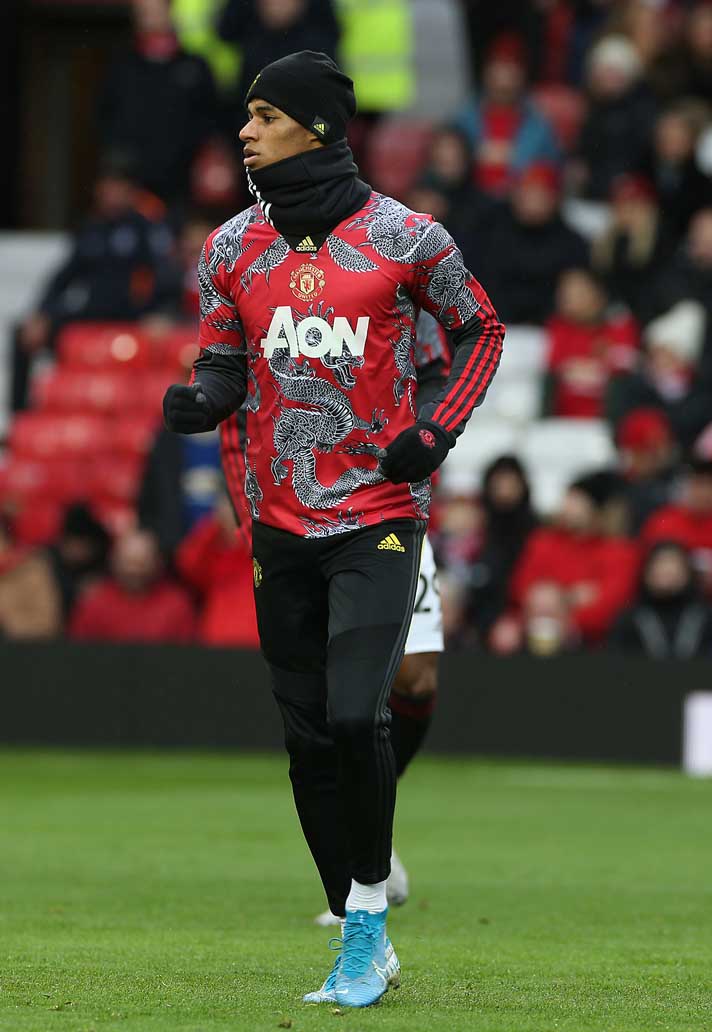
[4,0,712,657]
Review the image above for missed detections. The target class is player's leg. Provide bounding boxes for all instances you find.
[324,519,425,1007]
[251,522,351,919]
[313,534,442,921]
[387,533,443,905]
[390,534,443,777]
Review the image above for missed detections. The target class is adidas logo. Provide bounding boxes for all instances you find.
[311,116,329,137]
[296,235,317,252]
[378,533,406,553]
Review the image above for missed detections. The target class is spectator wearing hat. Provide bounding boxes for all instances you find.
[573,35,657,200]
[478,161,588,325]
[617,408,678,534]
[544,267,639,419]
[606,300,712,450]
[508,472,640,644]
[46,504,112,621]
[641,459,712,596]
[591,174,676,314]
[69,529,195,643]
[609,541,712,658]
[455,33,560,199]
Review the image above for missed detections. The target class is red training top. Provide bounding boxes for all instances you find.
[195,192,504,539]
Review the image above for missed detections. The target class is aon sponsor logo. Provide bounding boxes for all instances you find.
[260,306,370,359]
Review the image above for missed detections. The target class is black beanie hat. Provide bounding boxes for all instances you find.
[245,51,357,145]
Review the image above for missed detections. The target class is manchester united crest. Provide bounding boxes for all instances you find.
[289,263,325,302]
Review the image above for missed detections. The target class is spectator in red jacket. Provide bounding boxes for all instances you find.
[544,267,639,419]
[641,459,712,595]
[508,472,640,643]
[175,494,260,648]
[70,528,195,643]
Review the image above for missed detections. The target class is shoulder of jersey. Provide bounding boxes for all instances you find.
[206,204,275,277]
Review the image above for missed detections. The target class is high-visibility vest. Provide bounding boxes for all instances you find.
[334,0,415,112]
[171,0,240,91]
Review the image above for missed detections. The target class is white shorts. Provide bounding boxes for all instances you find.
[405,533,444,655]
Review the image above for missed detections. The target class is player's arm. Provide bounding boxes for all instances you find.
[163,239,248,434]
[414,309,450,414]
[380,226,504,484]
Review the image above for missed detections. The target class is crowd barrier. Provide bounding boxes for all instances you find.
[2,643,706,765]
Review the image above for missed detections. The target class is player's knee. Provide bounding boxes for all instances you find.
[328,711,376,743]
[392,653,439,700]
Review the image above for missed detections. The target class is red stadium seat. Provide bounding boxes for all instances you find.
[113,414,161,458]
[12,501,64,546]
[141,370,176,412]
[33,369,150,415]
[1,455,87,504]
[365,117,435,200]
[532,85,586,152]
[155,327,200,374]
[87,454,144,505]
[57,322,152,370]
[10,411,111,458]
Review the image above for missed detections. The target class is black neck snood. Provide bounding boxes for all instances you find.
[247,140,371,252]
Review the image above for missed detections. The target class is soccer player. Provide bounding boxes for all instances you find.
[163,51,504,1008]
[219,309,449,924]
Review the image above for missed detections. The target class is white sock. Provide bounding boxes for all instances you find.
[345,879,387,914]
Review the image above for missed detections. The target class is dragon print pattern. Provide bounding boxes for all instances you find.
[300,509,365,538]
[240,236,290,293]
[391,284,417,411]
[347,194,452,265]
[198,251,234,318]
[409,479,431,520]
[425,249,481,328]
[244,449,263,520]
[326,233,379,273]
[268,349,387,513]
[208,207,261,275]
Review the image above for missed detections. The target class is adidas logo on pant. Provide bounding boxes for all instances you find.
[378,533,405,553]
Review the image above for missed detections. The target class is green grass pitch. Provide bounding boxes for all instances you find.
[1,750,711,1032]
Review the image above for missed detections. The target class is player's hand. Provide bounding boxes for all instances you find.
[162,381,216,434]
[378,421,451,484]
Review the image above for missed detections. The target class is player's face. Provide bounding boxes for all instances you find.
[239,100,321,171]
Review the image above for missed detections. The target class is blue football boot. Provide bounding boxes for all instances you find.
[304,922,400,1005]
[333,908,396,1008]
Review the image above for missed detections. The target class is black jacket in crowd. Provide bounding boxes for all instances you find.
[577,83,657,201]
[218,0,340,109]
[610,588,712,659]
[98,48,217,202]
[38,210,175,328]
[478,209,589,325]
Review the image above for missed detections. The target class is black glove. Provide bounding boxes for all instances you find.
[379,421,452,484]
[163,381,216,434]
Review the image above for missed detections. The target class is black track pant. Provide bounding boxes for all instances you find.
[252,518,425,917]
